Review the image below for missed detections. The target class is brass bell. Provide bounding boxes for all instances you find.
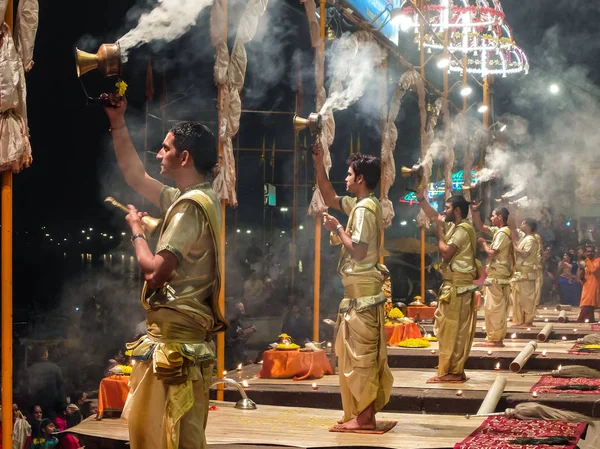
[104,197,161,236]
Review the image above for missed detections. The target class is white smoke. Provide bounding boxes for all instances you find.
[118,0,213,60]
[319,33,386,115]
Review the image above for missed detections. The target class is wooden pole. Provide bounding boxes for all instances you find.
[216,0,228,401]
[379,56,387,265]
[419,0,426,302]
[2,4,14,449]
[313,0,326,342]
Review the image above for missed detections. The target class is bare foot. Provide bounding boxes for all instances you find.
[333,416,376,431]
[426,373,468,383]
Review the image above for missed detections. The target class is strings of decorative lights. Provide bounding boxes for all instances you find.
[398,0,529,77]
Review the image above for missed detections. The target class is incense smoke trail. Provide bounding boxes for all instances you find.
[118,0,213,60]
[319,32,386,115]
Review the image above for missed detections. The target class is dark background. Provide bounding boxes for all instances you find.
[3,0,599,331]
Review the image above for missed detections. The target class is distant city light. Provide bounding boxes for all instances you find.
[237,229,241,233]
[299,225,304,230]
[400,221,407,226]
[477,103,488,113]
[280,207,288,212]
[246,230,251,234]
[89,228,93,231]
[549,83,560,94]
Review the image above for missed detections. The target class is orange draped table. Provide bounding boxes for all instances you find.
[407,306,436,320]
[258,349,333,380]
[385,322,422,346]
[98,375,130,417]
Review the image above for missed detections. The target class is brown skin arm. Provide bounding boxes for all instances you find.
[312,140,341,211]
[478,237,498,258]
[470,200,493,236]
[127,206,178,288]
[435,223,458,262]
[104,95,163,207]
[322,213,368,261]
[416,188,443,224]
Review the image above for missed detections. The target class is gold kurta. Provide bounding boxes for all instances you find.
[334,194,393,422]
[483,226,513,342]
[435,220,478,376]
[534,233,543,305]
[511,231,539,325]
[123,183,227,449]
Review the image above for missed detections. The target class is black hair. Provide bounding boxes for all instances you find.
[346,153,381,190]
[493,207,510,225]
[446,195,470,218]
[523,217,537,233]
[169,122,217,176]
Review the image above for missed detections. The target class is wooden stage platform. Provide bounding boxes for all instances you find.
[69,401,599,449]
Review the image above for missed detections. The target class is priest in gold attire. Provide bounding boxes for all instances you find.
[103,94,227,449]
[416,190,479,383]
[312,141,393,431]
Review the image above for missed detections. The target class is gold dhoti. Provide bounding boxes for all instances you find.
[511,268,537,326]
[335,294,393,422]
[483,279,511,342]
[434,278,477,376]
[122,359,212,449]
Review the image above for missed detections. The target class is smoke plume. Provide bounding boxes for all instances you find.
[118,0,213,60]
[319,32,386,115]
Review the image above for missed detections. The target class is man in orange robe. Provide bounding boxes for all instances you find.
[578,245,600,323]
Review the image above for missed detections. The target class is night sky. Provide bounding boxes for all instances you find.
[5,0,600,323]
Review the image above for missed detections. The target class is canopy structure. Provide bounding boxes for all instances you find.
[400,0,529,77]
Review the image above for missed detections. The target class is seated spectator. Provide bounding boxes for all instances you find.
[0,403,32,449]
[25,418,58,449]
[80,401,98,419]
[57,406,83,449]
[281,303,311,345]
[225,301,256,370]
[67,391,87,409]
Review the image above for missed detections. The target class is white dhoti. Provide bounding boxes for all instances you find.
[483,281,511,342]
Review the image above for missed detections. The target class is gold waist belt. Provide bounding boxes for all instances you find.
[146,307,210,344]
[442,271,476,286]
[516,265,536,273]
[343,283,383,299]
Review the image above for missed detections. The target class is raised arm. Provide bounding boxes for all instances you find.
[470,200,493,236]
[311,139,341,211]
[416,188,443,223]
[104,94,164,208]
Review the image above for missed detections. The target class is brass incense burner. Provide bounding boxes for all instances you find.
[104,197,161,236]
[75,43,122,78]
[293,113,322,135]
[400,163,425,192]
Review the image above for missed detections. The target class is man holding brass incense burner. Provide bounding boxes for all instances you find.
[103,94,227,449]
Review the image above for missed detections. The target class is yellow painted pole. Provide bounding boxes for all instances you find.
[313,0,326,342]
[2,3,14,449]
[419,0,426,302]
[216,0,228,401]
